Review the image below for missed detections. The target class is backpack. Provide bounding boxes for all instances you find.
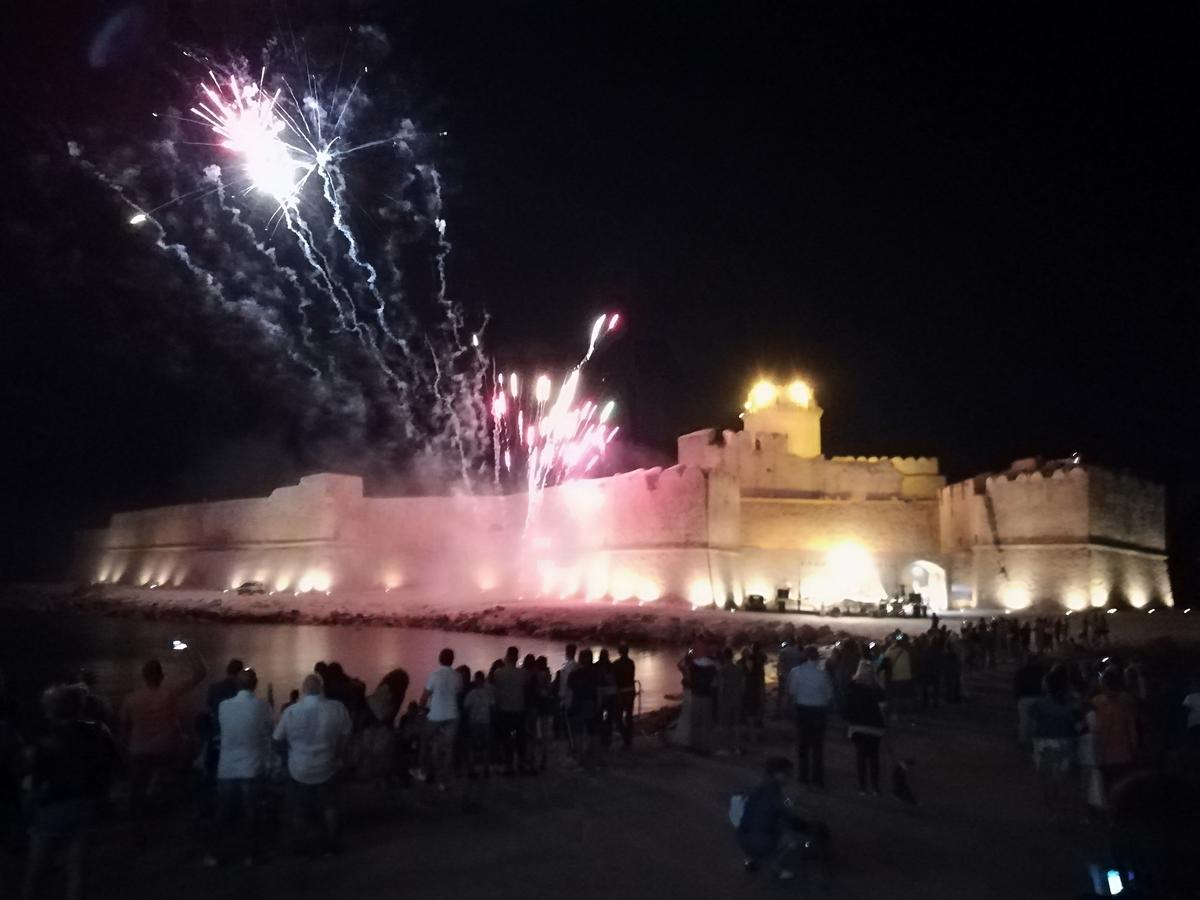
[728,792,748,828]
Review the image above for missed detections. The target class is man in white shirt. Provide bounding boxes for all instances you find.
[205,667,271,866]
[273,673,352,855]
[420,648,462,788]
[786,646,833,788]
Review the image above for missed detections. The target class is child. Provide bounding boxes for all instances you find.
[395,702,425,785]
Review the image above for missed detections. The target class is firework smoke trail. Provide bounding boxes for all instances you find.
[71,38,504,490]
[207,167,323,381]
[67,141,336,425]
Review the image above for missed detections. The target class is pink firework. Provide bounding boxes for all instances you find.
[490,313,621,499]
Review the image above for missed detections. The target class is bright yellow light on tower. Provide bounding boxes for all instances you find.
[786,380,812,408]
[747,380,778,411]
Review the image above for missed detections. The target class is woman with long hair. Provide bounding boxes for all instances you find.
[842,660,886,795]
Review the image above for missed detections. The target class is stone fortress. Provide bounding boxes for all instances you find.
[76,379,1172,613]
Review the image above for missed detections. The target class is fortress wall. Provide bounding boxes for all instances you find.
[1089,548,1172,608]
[984,469,1090,542]
[104,473,364,550]
[969,545,1092,609]
[677,428,728,471]
[942,548,979,610]
[961,545,1170,611]
[739,497,940,557]
[938,482,985,551]
[84,466,732,605]
[1087,469,1166,551]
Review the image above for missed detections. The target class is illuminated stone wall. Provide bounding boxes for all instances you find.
[77,382,1170,614]
[80,466,742,606]
[678,428,944,499]
[938,461,1171,610]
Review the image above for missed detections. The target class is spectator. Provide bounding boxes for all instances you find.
[1013,653,1045,745]
[532,657,555,770]
[273,673,352,855]
[843,661,886,796]
[419,648,463,788]
[395,702,424,786]
[568,649,600,767]
[21,685,120,900]
[1183,674,1200,756]
[202,658,244,803]
[1030,664,1079,823]
[716,646,744,756]
[916,633,943,709]
[735,756,806,880]
[461,671,494,777]
[120,643,206,845]
[883,635,914,719]
[775,640,803,718]
[612,646,637,749]
[557,644,579,712]
[1093,666,1139,803]
[596,649,618,748]
[205,667,271,867]
[688,643,718,755]
[741,644,767,743]
[491,647,528,775]
[786,646,833,788]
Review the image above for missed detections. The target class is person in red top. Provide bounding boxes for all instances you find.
[1091,665,1138,802]
[120,642,206,844]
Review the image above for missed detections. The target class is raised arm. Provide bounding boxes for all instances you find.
[167,646,208,701]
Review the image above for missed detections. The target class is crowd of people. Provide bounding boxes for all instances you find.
[2,609,1198,896]
[1015,644,1199,822]
[0,639,638,897]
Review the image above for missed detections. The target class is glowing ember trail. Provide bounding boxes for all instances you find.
[488,313,622,524]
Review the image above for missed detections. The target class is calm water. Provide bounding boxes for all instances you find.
[0,611,683,716]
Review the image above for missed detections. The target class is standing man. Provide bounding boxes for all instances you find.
[775,640,803,719]
[121,642,207,845]
[1013,652,1045,746]
[786,646,833,789]
[203,658,244,803]
[491,646,529,775]
[883,635,915,720]
[206,667,271,866]
[419,648,462,788]
[273,673,351,856]
[613,645,637,748]
[557,644,579,744]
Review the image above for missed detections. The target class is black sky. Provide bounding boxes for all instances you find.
[2,2,1198,580]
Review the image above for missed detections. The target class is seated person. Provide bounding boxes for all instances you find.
[736,756,811,880]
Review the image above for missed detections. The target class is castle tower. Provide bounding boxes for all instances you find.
[741,379,823,457]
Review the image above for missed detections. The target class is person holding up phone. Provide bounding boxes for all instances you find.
[119,639,207,845]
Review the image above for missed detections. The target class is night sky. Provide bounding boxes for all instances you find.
[2,3,1198,581]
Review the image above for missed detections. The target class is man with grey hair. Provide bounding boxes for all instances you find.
[273,673,352,855]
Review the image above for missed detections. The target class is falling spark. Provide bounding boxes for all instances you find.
[486,314,623,525]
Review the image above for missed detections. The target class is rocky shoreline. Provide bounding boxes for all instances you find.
[3,585,860,650]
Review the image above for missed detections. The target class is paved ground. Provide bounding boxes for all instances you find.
[3,662,1107,900]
